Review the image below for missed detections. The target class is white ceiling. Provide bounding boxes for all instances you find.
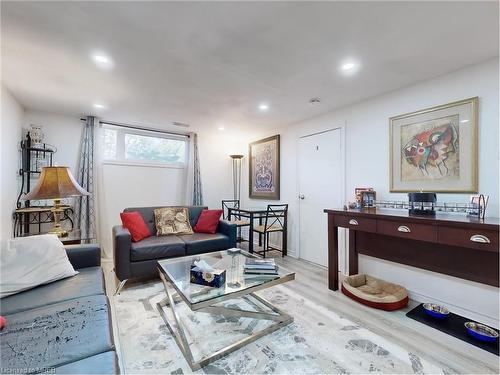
[2,1,498,133]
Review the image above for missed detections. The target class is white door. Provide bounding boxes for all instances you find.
[298,128,343,266]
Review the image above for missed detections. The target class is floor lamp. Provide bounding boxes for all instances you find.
[230,154,244,201]
[230,154,244,242]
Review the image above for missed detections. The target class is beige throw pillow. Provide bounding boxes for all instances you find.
[154,207,193,236]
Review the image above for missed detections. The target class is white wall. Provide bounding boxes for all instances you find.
[17,59,498,325]
[98,163,186,253]
[250,58,499,326]
[22,110,258,254]
[197,128,254,209]
[22,111,82,234]
[98,129,256,253]
[24,111,82,172]
[0,87,24,246]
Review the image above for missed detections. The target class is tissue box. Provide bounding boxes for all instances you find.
[190,265,226,288]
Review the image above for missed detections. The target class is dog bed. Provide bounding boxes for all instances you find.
[341,274,409,311]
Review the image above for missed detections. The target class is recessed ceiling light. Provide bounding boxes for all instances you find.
[460,119,470,123]
[341,62,355,71]
[258,103,269,111]
[217,125,225,131]
[93,103,105,109]
[93,55,109,63]
[91,52,114,69]
[339,59,360,75]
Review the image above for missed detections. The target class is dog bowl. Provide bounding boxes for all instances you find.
[465,322,499,343]
[423,303,450,319]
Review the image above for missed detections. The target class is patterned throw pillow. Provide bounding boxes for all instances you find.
[154,207,193,236]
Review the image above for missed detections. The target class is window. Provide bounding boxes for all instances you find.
[101,126,187,167]
[124,133,185,163]
[102,128,117,160]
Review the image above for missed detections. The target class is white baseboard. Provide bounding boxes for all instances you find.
[241,235,497,327]
[406,289,499,329]
[339,270,498,328]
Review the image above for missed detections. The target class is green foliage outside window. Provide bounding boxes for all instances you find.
[102,128,186,164]
[125,133,185,163]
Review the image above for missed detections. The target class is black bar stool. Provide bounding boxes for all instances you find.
[252,204,288,258]
[221,199,250,242]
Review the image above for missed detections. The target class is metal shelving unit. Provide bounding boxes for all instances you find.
[13,134,74,236]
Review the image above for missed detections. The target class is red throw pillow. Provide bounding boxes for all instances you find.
[120,211,151,242]
[194,209,223,234]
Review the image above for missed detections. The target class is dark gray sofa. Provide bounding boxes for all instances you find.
[113,206,237,286]
[0,244,118,374]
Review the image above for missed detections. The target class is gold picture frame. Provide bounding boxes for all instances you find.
[249,135,280,200]
[389,97,478,193]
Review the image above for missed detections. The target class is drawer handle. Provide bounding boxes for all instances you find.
[470,234,491,244]
[398,225,411,233]
[348,219,359,225]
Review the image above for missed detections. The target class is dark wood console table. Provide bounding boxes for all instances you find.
[324,208,499,291]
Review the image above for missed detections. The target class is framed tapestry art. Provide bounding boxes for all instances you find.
[390,97,478,193]
[249,135,280,200]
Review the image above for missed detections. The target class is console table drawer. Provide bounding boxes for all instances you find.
[438,226,499,252]
[377,220,437,242]
[333,215,377,232]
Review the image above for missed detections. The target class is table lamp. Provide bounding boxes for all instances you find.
[23,166,89,237]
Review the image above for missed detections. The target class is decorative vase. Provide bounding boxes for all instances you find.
[29,125,44,147]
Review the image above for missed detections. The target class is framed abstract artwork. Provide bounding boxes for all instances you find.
[390,97,478,192]
[249,135,280,200]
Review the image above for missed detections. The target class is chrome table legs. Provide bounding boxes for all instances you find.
[114,279,128,296]
[156,279,293,371]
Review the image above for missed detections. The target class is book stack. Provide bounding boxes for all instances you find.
[244,258,278,276]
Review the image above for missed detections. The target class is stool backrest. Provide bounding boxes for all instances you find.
[264,204,288,231]
[221,199,240,220]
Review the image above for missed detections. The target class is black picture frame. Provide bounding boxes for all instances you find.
[248,135,280,200]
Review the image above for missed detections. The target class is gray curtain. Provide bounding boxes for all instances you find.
[192,133,203,205]
[75,116,97,241]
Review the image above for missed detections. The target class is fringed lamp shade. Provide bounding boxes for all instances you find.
[24,167,88,200]
[23,166,88,237]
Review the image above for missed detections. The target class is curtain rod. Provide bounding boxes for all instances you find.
[80,118,190,138]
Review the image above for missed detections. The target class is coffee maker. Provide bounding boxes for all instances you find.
[408,192,437,215]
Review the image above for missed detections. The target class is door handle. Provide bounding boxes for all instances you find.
[470,234,490,244]
[348,219,358,225]
[398,225,411,233]
[299,195,305,200]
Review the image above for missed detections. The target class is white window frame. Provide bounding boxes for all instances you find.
[100,124,189,169]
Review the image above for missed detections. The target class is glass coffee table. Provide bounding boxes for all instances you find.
[157,248,295,370]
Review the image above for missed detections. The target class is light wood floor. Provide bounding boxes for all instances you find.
[103,247,499,374]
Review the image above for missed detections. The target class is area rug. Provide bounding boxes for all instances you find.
[114,280,445,374]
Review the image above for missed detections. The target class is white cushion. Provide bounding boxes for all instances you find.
[1,234,78,298]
